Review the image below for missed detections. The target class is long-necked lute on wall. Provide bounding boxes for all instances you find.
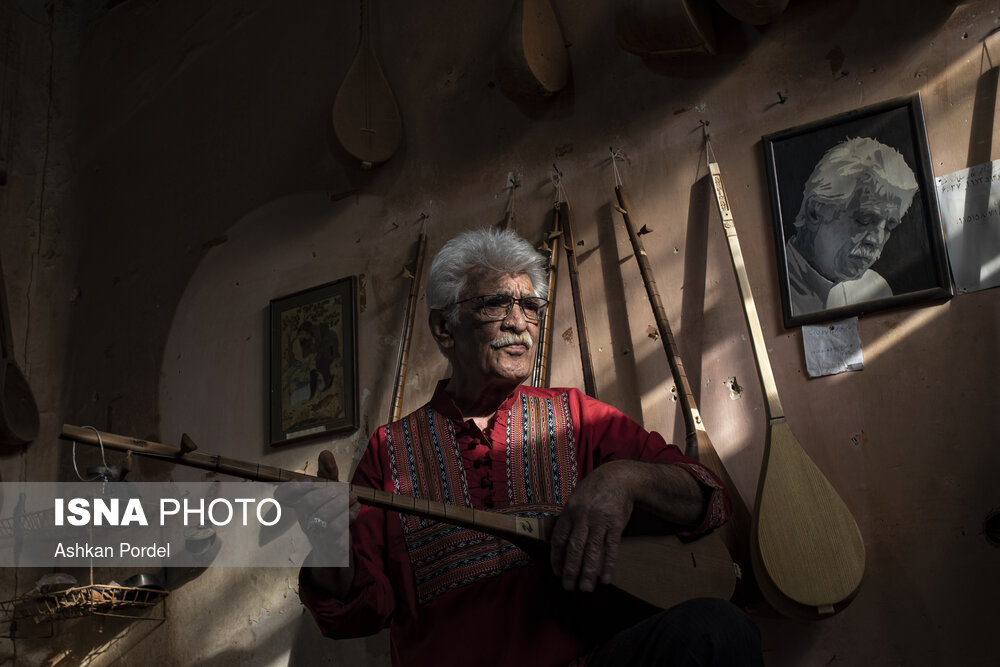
[495,0,569,99]
[332,0,403,168]
[609,150,750,568]
[61,424,736,611]
[706,143,865,619]
[387,225,428,423]
[531,182,562,388]
[559,187,598,398]
[499,171,519,231]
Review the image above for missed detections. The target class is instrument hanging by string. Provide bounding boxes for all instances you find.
[705,137,865,619]
[499,171,520,231]
[556,168,598,398]
[388,220,428,424]
[615,0,717,57]
[495,0,570,99]
[531,166,564,388]
[332,0,403,168]
[609,148,751,573]
[61,423,736,611]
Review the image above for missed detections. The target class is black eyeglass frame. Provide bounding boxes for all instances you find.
[452,293,550,323]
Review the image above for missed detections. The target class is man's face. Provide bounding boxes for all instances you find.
[808,194,903,282]
[448,270,539,388]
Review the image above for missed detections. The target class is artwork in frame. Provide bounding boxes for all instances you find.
[762,93,953,328]
[269,276,358,446]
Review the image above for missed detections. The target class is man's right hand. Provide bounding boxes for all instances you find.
[273,450,360,598]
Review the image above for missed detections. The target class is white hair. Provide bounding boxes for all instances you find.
[795,136,919,229]
[425,227,548,324]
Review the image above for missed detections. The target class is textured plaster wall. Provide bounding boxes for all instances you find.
[0,1,85,663]
[0,0,997,665]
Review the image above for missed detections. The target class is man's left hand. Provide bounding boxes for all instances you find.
[549,459,706,594]
[549,460,636,593]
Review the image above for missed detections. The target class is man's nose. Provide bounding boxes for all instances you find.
[501,301,529,330]
[863,219,889,244]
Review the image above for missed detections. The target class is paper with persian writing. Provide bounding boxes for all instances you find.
[935,160,1000,294]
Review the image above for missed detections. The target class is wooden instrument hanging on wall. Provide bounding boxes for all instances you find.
[61,424,737,612]
[496,0,570,99]
[387,226,428,424]
[499,171,520,231]
[0,253,39,452]
[706,146,865,619]
[615,0,716,56]
[559,198,598,399]
[332,0,403,168]
[531,192,562,389]
[609,155,750,568]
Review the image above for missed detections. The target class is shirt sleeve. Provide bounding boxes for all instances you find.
[297,431,396,638]
[573,390,731,535]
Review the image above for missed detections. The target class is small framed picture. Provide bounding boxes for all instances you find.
[269,276,358,446]
[762,93,953,328]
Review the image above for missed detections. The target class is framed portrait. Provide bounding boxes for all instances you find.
[762,93,953,328]
[269,276,358,446]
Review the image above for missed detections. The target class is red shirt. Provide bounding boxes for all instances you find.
[300,382,730,667]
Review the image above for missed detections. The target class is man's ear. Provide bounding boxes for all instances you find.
[429,310,455,350]
[804,198,826,229]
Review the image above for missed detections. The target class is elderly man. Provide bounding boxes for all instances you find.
[785,136,919,316]
[281,228,762,666]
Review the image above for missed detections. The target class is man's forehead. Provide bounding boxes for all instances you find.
[464,270,534,294]
[851,184,903,217]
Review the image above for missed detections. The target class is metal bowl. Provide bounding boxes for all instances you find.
[123,573,164,591]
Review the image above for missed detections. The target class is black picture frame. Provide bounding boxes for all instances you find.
[269,276,358,446]
[762,93,953,328]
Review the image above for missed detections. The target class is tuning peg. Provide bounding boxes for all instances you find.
[121,451,133,480]
[180,433,198,454]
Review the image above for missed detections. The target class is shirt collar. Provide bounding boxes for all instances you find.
[786,238,835,302]
[429,379,524,422]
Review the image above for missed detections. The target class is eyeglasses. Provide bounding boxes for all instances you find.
[453,293,549,323]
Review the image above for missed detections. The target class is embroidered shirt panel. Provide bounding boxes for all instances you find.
[385,406,471,533]
[505,392,578,506]
[386,391,578,604]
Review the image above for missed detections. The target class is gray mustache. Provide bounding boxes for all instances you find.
[851,245,881,261]
[490,332,534,349]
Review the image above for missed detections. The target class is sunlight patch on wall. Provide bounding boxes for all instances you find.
[860,306,945,362]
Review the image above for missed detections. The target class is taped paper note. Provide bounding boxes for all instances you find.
[935,160,1000,293]
[802,318,864,378]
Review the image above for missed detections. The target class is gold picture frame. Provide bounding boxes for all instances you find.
[269,276,358,446]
